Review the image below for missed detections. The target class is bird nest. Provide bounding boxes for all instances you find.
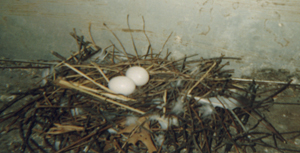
[0,24,299,153]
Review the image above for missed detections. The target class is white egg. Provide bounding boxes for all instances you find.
[126,66,149,86]
[108,76,136,96]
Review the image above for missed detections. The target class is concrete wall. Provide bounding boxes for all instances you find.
[1,0,300,77]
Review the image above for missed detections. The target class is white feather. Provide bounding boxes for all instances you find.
[54,141,61,150]
[193,95,240,110]
[176,79,183,87]
[107,128,118,134]
[153,98,165,109]
[71,108,83,116]
[41,66,54,86]
[149,115,179,129]
[41,68,50,86]
[171,97,185,114]
[199,104,215,117]
[154,116,169,129]
[89,50,107,63]
[125,116,139,126]
[170,116,179,126]
[155,134,165,146]
[171,101,184,114]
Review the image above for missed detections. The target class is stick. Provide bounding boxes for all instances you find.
[187,62,216,95]
[0,59,58,65]
[55,79,145,115]
[64,63,111,92]
[51,50,67,60]
[231,78,300,86]
[58,79,135,101]
[88,23,99,50]
[64,63,135,101]
[163,90,167,117]
[127,15,140,65]
[103,23,131,64]
[142,16,153,59]
[158,32,173,56]
[90,62,110,83]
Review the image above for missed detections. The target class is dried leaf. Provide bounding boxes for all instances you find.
[104,140,115,152]
[118,116,157,153]
[45,123,84,135]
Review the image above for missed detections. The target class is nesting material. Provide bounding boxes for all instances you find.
[0,24,299,153]
[194,95,240,110]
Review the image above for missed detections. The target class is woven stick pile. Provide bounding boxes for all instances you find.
[1,25,300,153]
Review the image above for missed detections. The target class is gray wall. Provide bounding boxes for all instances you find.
[1,0,299,77]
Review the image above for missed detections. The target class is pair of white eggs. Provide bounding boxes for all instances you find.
[108,66,149,96]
